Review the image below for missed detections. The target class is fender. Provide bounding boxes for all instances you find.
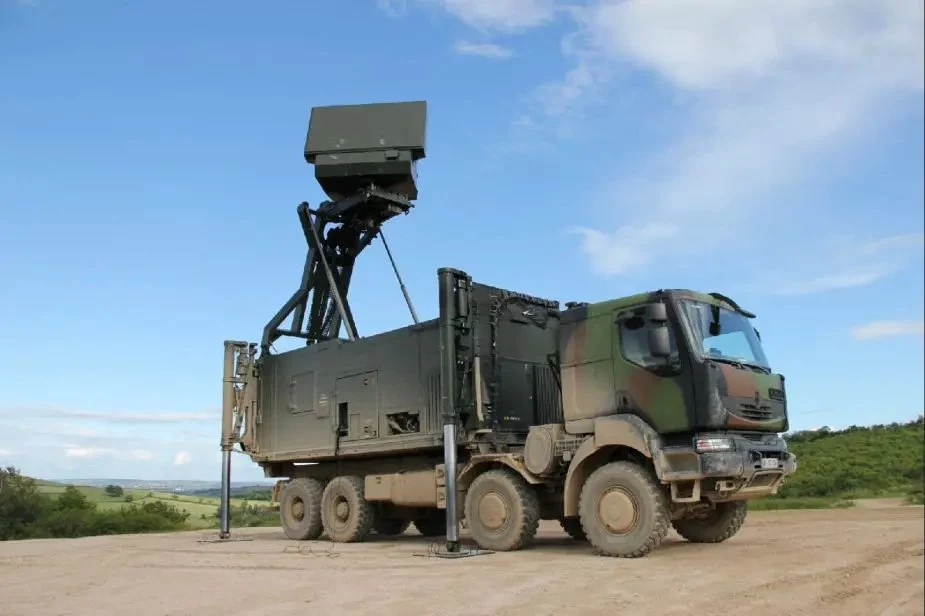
[562,414,664,517]
[457,453,545,490]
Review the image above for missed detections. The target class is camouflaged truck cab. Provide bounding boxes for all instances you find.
[224,270,797,559]
[544,288,798,556]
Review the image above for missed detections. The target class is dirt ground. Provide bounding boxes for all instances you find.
[1,502,922,616]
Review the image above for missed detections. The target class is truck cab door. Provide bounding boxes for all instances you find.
[612,304,694,433]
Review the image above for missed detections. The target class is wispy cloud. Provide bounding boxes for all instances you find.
[64,446,154,461]
[561,0,924,276]
[851,320,925,341]
[405,0,924,278]
[376,0,408,18]
[425,0,557,33]
[0,448,12,457]
[453,40,514,58]
[173,451,192,466]
[571,223,679,276]
[768,232,925,295]
[0,406,215,424]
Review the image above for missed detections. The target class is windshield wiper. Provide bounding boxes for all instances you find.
[707,356,770,373]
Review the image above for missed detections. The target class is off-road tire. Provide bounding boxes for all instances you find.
[279,477,323,540]
[672,500,748,543]
[464,468,540,552]
[320,475,374,543]
[559,516,587,540]
[374,516,411,536]
[578,461,669,558]
[412,509,446,537]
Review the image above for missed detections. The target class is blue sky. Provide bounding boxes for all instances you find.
[1,0,922,482]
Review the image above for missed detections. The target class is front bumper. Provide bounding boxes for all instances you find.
[654,432,797,500]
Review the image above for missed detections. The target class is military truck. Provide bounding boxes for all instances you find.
[218,100,797,558]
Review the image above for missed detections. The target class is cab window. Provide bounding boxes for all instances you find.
[618,310,678,371]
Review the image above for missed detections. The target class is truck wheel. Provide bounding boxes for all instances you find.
[279,478,323,540]
[374,516,411,536]
[320,476,374,542]
[559,516,586,540]
[672,500,748,543]
[578,461,669,558]
[412,509,446,537]
[464,468,540,552]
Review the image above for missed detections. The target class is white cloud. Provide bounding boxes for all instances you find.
[399,1,922,278]
[376,0,408,18]
[64,446,154,461]
[65,447,106,459]
[560,0,924,277]
[428,0,558,32]
[0,406,215,424]
[453,40,514,58]
[577,0,923,92]
[768,232,925,295]
[0,448,12,457]
[572,223,679,276]
[851,320,925,341]
[173,451,192,466]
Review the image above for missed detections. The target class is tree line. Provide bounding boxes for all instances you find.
[779,416,924,502]
[0,467,191,541]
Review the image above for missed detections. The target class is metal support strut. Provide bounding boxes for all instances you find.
[219,340,257,540]
[438,268,464,552]
[380,229,419,324]
[260,185,414,354]
[219,450,232,538]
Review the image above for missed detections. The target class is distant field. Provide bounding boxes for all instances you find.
[36,481,275,530]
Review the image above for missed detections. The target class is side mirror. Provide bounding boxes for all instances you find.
[646,302,668,323]
[648,325,671,358]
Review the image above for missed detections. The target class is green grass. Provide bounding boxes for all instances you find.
[34,484,275,530]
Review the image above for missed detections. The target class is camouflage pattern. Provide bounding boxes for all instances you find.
[558,288,787,436]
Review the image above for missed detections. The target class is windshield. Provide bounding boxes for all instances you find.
[676,299,770,370]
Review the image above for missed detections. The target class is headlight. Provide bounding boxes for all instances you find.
[695,436,735,453]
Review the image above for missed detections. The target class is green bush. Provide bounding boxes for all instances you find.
[905,484,924,505]
[214,502,278,528]
[0,467,192,540]
[0,467,53,540]
[778,417,924,500]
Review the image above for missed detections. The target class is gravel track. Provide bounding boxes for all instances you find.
[1,502,922,616]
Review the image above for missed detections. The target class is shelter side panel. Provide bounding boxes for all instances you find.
[257,321,442,458]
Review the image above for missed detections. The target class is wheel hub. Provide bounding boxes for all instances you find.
[335,499,349,522]
[290,498,305,521]
[478,492,508,531]
[598,487,638,534]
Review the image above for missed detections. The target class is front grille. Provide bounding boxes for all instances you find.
[737,402,773,421]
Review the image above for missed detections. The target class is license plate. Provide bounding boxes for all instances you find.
[760,457,780,469]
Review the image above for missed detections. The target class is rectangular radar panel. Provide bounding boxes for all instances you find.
[304,100,427,201]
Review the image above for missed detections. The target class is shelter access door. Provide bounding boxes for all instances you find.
[335,371,379,442]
